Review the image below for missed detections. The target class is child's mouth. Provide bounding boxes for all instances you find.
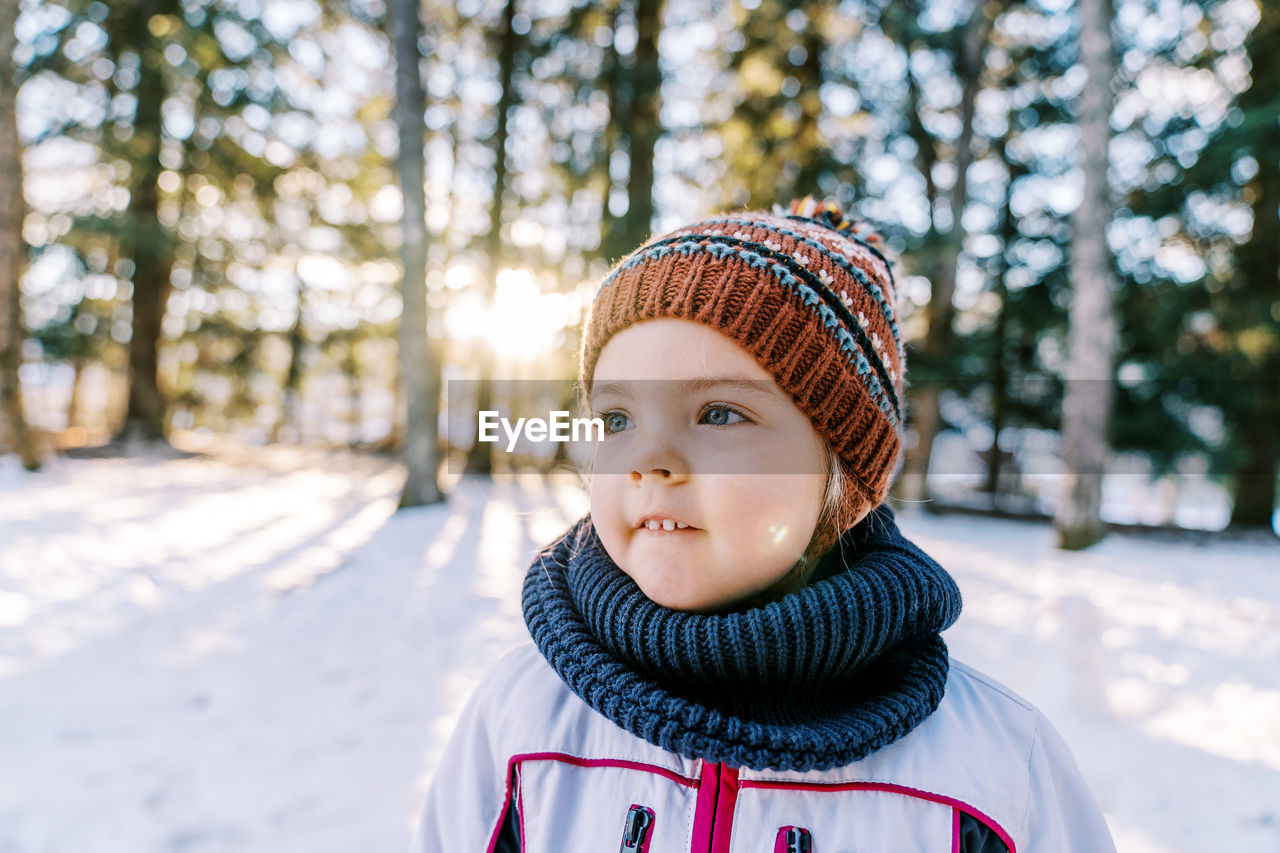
[637,514,691,527]
[636,518,697,534]
[638,526,697,535]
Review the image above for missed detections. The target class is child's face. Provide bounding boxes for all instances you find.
[587,319,828,613]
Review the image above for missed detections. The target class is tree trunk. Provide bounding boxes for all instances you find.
[273,276,306,443]
[1055,0,1117,549]
[622,0,661,249]
[393,0,443,507]
[599,0,626,264]
[486,0,517,266]
[789,17,827,198]
[119,6,173,444]
[0,0,41,470]
[1228,8,1280,529]
[898,6,991,505]
[463,352,495,475]
[1229,378,1278,529]
[891,60,937,506]
[982,139,1023,503]
[68,360,85,431]
[344,340,362,447]
[982,242,1013,504]
[464,0,520,478]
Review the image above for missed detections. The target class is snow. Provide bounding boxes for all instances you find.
[1,448,1276,852]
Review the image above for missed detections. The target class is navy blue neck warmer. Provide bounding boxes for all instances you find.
[521,504,963,772]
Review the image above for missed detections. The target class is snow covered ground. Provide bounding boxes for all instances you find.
[0,448,1276,852]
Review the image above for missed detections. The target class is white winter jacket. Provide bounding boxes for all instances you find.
[411,642,1116,853]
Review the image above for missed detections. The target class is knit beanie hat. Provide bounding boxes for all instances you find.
[578,197,907,562]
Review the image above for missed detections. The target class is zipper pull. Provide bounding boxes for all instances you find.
[774,825,813,853]
[619,804,655,852]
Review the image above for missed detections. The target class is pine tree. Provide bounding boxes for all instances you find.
[1120,0,1277,531]
[886,0,999,505]
[20,0,299,445]
[1220,1,1278,529]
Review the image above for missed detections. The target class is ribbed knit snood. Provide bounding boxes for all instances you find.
[522,504,963,772]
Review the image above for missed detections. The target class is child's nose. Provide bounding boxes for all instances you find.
[630,465,686,482]
[626,435,690,482]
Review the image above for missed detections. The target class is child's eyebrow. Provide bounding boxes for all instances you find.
[590,378,779,401]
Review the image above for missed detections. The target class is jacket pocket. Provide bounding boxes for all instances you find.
[513,754,699,853]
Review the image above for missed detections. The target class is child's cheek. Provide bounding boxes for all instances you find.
[741,492,818,561]
[588,479,628,555]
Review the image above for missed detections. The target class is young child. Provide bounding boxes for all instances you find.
[412,199,1117,852]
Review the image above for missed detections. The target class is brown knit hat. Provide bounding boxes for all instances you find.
[579,198,907,559]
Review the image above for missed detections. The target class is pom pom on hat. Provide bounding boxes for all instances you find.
[779,196,887,250]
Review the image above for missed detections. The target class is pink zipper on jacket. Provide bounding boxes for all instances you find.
[690,761,740,852]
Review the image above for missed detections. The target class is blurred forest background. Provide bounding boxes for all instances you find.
[1,0,1277,539]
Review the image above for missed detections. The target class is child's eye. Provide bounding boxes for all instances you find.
[597,411,632,435]
[699,404,750,427]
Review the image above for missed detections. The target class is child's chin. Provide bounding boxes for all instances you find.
[654,596,714,613]
[630,576,708,612]
[637,580,734,614]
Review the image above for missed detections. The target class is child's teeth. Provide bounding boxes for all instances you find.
[642,519,690,530]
